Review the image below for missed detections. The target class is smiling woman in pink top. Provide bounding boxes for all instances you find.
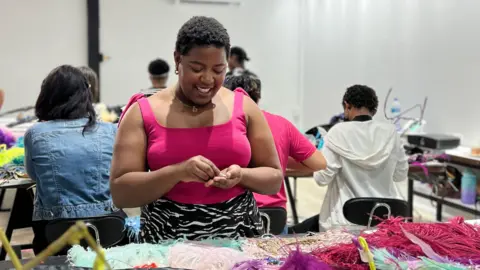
[223,73,327,232]
[110,17,283,242]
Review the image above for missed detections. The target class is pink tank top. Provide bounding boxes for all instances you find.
[137,89,251,204]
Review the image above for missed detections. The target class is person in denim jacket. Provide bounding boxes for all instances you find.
[24,65,120,254]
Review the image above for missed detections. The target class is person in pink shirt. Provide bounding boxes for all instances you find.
[111,17,283,242]
[224,73,327,234]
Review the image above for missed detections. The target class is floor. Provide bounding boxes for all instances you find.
[0,177,441,260]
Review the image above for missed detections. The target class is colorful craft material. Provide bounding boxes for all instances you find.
[314,216,480,269]
[168,243,251,270]
[15,136,24,148]
[0,164,28,182]
[0,144,24,167]
[279,249,331,270]
[68,243,170,269]
[372,248,469,270]
[124,216,141,242]
[356,237,375,270]
[69,238,246,269]
[134,263,158,269]
[68,217,480,269]
[0,127,16,148]
[242,230,353,259]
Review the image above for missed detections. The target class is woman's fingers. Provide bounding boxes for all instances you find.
[199,156,221,175]
[193,167,210,181]
[196,160,216,179]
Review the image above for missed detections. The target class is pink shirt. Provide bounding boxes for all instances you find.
[254,111,316,209]
[136,89,251,204]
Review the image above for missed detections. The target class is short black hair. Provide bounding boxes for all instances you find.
[224,73,261,103]
[342,84,379,115]
[175,16,230,57]
[35,65,96,134]
[148,58,170,77]
[77,66,99,102]
[230,46,249,64]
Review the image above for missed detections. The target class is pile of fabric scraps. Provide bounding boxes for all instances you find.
[313,216,480,269]
[241,230,354,259]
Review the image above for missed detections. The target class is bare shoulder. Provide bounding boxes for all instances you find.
[119,102,144,130]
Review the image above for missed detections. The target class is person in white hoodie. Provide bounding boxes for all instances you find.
[313,84,408,231]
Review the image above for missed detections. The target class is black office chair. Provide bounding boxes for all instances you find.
[45,214,126,255]
[343,198,410,228]
[259,207,287,235]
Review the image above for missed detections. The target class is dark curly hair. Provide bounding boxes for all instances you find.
[224,73,261,103]
[342,85,378,115]
[148,58,170,77]
[175,16,230,57]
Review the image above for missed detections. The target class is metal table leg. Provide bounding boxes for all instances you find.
[284,177,299,225]
[0,188,34,261]
[407,178,414,220]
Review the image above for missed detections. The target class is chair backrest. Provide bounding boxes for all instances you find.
[343,197,410,227]
[259,207,287,235]
[45,215,126,254]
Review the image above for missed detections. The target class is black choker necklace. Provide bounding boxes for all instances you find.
[174,94,215,113]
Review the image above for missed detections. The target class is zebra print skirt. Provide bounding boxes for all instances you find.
[139,191,264,243]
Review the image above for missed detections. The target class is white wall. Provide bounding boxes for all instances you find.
[301,0,480,145]
[99,0,302,123]
[0,0,88,112]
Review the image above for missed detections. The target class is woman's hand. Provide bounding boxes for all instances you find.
[205,164,242,189]
[180,155,221,182]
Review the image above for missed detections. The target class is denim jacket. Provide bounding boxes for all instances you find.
[24,118,118,221]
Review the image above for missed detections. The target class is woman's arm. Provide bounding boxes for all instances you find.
[241,96,283,195]
[286,120,327,172]
[109,103,185,208]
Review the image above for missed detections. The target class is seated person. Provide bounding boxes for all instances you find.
[110,16,283,242]
[24,65,121,254]
[118,59,170,123]
[144,58,170,96]
[313,84,408,230]
[78,66,99,102]
[223,74,327,233]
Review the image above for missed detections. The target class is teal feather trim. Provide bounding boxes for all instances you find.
[373,248,412,269]
[124,216,141,242]
[68,243,170,269]
[11,154,24,165]
[15,137,24,148]
[68,237,245,269]
[419,257,468,270]
[373,248,471,270]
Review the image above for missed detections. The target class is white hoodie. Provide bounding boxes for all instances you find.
[313,118,408,230]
